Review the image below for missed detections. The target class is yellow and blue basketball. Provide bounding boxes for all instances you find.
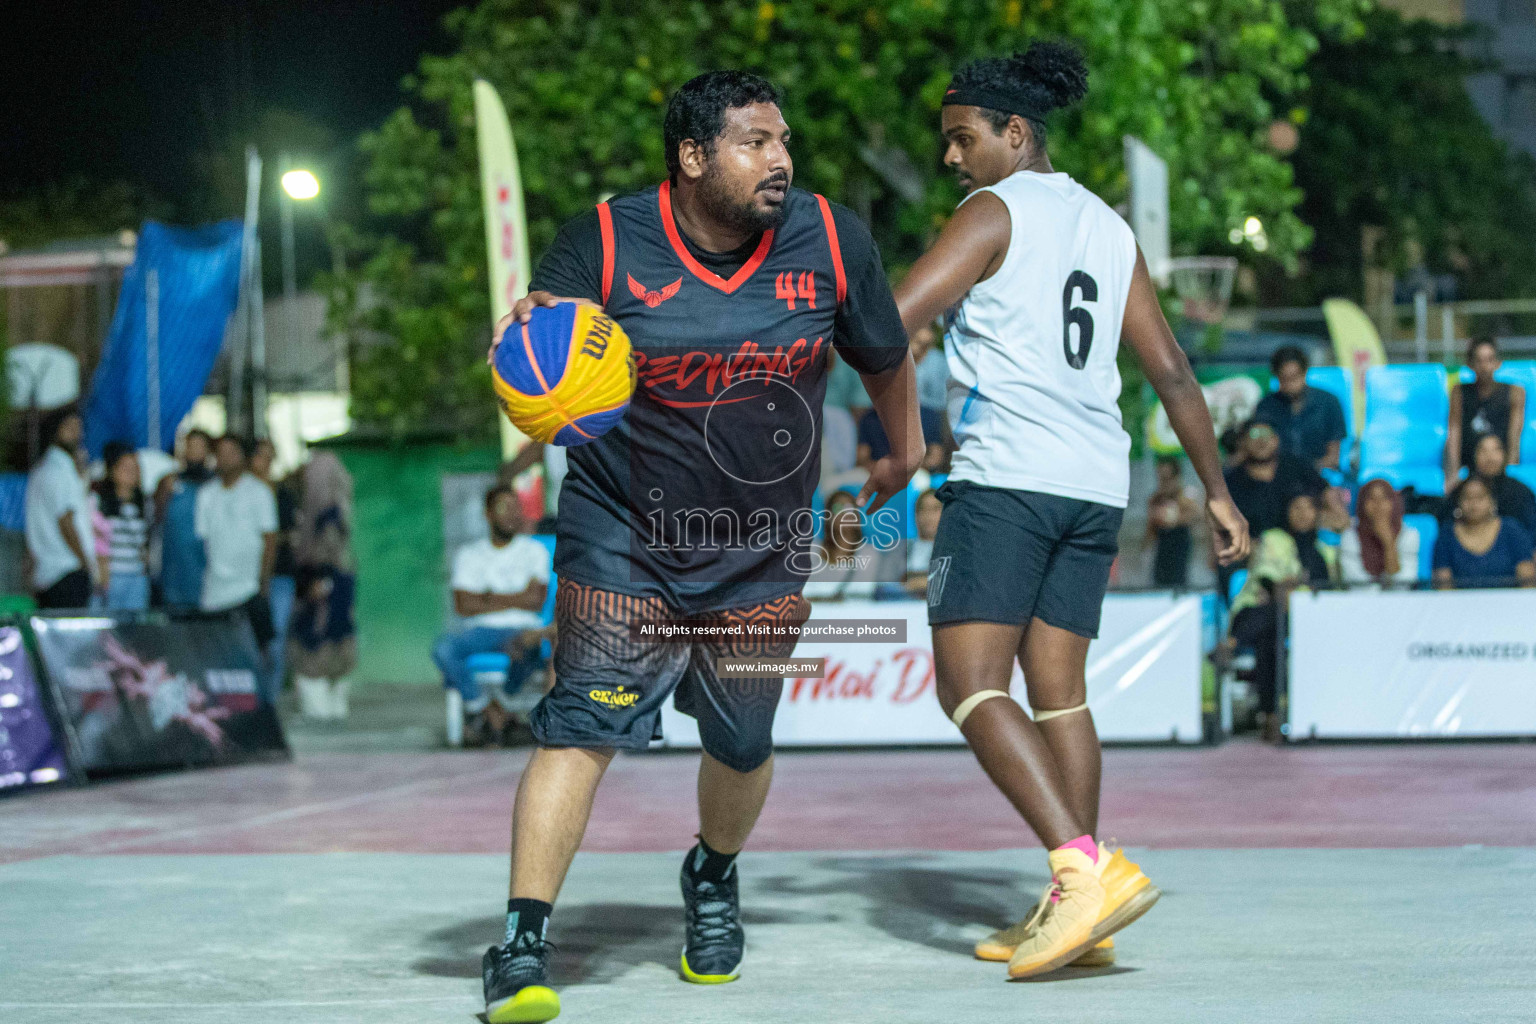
[491,301,635,446]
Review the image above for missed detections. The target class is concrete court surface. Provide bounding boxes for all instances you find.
[3,742,1536,1023]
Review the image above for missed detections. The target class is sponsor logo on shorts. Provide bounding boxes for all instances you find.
[926,556,951,607]
[587,685,639,708]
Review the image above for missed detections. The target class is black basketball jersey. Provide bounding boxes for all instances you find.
[553,182,855,612]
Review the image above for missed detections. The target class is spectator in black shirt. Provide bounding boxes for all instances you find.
[1445,432,1536,541]
[1223,420,1335,536]
[1446,337,1525,492]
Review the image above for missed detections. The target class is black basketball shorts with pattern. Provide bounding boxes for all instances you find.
[529,581,810,772]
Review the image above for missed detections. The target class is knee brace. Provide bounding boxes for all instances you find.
[950,689,1013,730]
[1032,702,1089,722]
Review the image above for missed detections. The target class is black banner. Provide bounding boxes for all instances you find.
[0,623,73,793]
[29,614,287,775]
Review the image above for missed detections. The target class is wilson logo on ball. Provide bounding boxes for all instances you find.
[491,301,636,446]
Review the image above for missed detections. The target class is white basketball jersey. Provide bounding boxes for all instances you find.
[944,171,1137,508]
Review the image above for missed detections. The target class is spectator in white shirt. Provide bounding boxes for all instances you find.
[912,320,950,415]
[195,435,278,696]
[25,408,95,609]
[92,442,151,611]
[433,485,551,739]
[903,489,943,598]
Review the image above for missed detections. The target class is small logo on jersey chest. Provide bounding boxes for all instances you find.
[628,274,683,308]
[775,271,817,311]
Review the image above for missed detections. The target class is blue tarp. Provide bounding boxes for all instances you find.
[0,473,25,533]
[84,220,243,456]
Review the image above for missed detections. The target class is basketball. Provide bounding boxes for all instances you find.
[490,301,635,446]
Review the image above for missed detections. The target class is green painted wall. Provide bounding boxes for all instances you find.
[329,439,500,685]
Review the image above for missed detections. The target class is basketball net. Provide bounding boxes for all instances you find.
[1167,256,1238,326]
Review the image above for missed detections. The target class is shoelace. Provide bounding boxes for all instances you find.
[500,938,558,978]
[1022,880,1062,934]
[688,880,741,945]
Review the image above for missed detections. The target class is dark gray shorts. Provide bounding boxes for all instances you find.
[925,480,1123,638]
[529,581,809,772]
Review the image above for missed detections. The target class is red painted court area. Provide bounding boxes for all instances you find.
[5,741,1535,864]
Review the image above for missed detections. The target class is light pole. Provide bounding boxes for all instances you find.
[279,161,322,459]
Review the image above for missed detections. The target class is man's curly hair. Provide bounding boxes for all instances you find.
[950,41,1089,143]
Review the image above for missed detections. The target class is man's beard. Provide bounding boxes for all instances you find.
[698,165,789,235]
[490,525,517,544]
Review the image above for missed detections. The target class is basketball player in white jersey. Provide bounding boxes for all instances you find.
[894,42,1250,978]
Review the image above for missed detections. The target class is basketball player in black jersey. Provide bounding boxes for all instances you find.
[480,72,920,1022]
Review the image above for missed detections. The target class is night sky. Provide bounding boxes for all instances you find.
[0,0,466,212]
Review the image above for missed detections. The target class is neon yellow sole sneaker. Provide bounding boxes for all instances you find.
[483,940,561,1023]
[487,985,561,1024]
[680,950,740,985]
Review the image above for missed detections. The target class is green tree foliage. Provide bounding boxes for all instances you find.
[1278,8,1536,303]
[339,0,1362,437]
[0,181,156,252]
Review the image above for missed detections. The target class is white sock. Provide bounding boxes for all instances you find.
[328,678,350,719]
[296,676,329,719]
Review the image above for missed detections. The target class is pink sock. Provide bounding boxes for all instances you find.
[1054,834,1099,863]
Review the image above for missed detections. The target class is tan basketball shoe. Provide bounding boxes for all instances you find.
[1005,846,1105,979]
[976,844,1159,970]
[1090,843,1161,946]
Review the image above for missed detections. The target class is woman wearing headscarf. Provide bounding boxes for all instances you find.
[1339,478,1420,586]
[1228,491,1340,741]
[289,452,357,719]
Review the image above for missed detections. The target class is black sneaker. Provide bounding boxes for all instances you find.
[482,934,560,1023]
[679,852,744,984]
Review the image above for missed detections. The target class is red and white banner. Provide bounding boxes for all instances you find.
[659,594,1204,747]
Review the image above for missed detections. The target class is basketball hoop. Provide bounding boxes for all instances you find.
[1167,256,1238,326]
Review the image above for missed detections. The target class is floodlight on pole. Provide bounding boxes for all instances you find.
[281,169,320,200]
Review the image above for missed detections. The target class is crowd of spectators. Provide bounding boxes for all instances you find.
[1207,337,1536,740]
[21,409,356,719]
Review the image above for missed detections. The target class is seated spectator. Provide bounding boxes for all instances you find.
[1223,420,1345,536]
[1339,478,1420,586]
[1228,492,1339,742]
[857,405,947,474]
[156,428,214,610]
[197,435,280,699]
[1447,433,1536,539]
[432,485,551,744]
[824,347,870,425]
[24,408,94,609]
[1255,345,1346,471]
[289,563,357,721]
[290,453,357,720]
[251,439,299,687]
[1432,477,1535,589]
[902,489,943,598]
[820,404,861,492]
[912,320,950,415]
[93,442,151,611]
[804,490,894,601]
[1145,455,1198,588]
[1446,337,1525,491]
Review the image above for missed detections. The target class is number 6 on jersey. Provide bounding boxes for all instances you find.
[1062,270,1097,370]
